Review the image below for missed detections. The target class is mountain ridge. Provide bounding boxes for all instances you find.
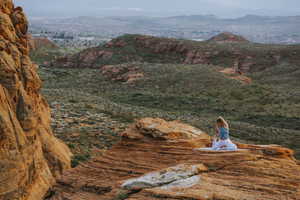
[50,33,300,73]
[29,14,300,44]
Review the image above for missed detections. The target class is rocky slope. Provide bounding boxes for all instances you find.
[50,34,300,72]
[0,1,71,199]
[48,118,300,200]
[28,35,58,51]
[28,35,62,66]
[208,32,250,43]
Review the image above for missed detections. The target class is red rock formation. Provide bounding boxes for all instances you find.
[219,68,253,84]
[208,32,250,43]
[49,118,300,200]
[53,47,114,68]
[105,39,127,48]
[50,34,293,73]
[28,35,58,51]
[0,1,72,199]
[101,64,144,84]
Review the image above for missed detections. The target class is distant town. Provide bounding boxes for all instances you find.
[29,15,300,49]
[30,31,111,48]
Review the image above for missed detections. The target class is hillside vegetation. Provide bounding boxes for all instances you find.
[29,37,84,65]
[51,34,300,73]
[31,34,300,165]
[38,62,300,162]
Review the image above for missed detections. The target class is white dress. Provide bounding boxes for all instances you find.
[211,138,237,151]
[195,127,238,151]
[196,139,238,151]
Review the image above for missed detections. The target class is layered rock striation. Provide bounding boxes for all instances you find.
[0,1,71,199]
[49,118,300,200]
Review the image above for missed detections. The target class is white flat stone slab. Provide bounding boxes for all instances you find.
[122,164,201,190]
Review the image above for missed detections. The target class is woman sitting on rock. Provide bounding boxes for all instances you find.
[212,117,237,151]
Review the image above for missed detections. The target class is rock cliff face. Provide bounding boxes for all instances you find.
[50,34,300,73]
[49,118,300,200]
[0,1,71,199]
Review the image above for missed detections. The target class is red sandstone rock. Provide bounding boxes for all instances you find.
[101,64,144,84]
[48,118,300,200]
[50,34,296,73]
[208,32,250,43]
[28,35,58,51]
[219,68,253,84]
[0,1,72,199]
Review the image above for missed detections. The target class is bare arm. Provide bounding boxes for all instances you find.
[224,121,229,130]
[215,124,220,138]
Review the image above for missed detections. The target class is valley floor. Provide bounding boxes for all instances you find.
[38,63,300,165]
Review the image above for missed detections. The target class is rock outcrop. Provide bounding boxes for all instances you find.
[208,32,250,43]
[0,1,71,200]
[50,34,300,73]
[102,63,144,84]
[28,35,58,51]
[49,118,300,200]
[219,68,252,84]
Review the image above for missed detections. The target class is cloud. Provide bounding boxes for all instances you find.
[128,8,144,12]
[16,0,300,17]
[101,7,144,12]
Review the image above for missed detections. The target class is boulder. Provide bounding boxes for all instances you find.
[122,164,206,190]
[122,118,210,141]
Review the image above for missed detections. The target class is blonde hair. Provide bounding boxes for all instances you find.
[216,116,229,129]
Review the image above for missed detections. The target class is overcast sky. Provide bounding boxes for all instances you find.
[14,0,300,18]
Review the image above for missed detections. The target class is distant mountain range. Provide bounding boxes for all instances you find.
[29,15,300,44]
